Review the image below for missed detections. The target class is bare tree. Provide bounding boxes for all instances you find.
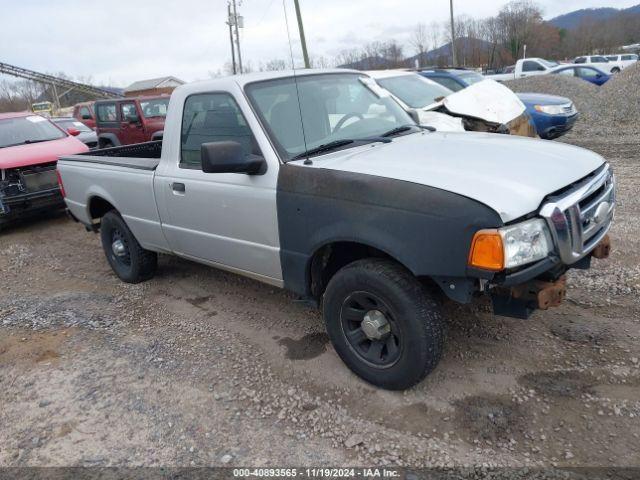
[411,23,429,66]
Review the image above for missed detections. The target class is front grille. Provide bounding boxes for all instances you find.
[561,103,577,115]
[540,165,615,264]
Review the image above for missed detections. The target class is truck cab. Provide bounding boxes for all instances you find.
[485,58,559,82]
[95,96,169,149]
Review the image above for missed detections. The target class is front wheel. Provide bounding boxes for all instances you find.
[100,210,157,283]
[611,67,621,74]
[323,259,444,390]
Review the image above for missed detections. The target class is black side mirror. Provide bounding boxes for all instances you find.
[201,141,266,175]
[81,114,92,120]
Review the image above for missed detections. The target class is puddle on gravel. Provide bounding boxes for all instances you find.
[278,332,329,360]
[549,318,610,345]
[186,296,214,308]
[519,370,595,398]
[454,395,524,442]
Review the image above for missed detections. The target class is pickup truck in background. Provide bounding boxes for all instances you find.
[58,69,616,390]
[73,101,96,130]
[1,112,88,229]
[486,58,560,82]
[95,95,169,149]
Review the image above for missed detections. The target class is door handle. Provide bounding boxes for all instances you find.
[171,182,185,193]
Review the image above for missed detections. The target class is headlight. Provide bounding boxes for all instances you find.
[534,104,571,115]
[468,219,553,271]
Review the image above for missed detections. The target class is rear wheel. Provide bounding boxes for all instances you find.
[100,210,157,283]
[611,67,621,74]
[323,259,444,390]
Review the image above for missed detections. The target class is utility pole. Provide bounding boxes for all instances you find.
[449,0,457,67]
[227,2,237,74]
[293,0,310,68]
[231,0,243,73]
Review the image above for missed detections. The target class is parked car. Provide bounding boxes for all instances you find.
[0,112,88,229]
[420,69,578,140]
[551,65,611,86]
[485,58,559,81]
[73,101,96,129]
[604,53,638,72]
[58,70,615,390]
[573,55,615,72]
[51,117,98,149]
[94,95,169,148]
[366,70,536,137]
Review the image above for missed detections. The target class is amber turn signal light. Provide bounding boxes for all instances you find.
[468,229,504,271]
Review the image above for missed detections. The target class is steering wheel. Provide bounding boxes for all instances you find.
[333,112,364,133]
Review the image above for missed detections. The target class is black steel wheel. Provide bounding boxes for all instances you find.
[323,258,445,390]
[340,291,402,368]
[100,210,157,283]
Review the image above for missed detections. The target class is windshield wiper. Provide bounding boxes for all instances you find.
[291,137,393,162]
[381,125,416,137]
[381,124,436,138]
[0,139,53,149]
[291,139,355,161]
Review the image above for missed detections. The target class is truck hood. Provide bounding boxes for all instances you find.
[0,136,89,169]
[295,131,605,223]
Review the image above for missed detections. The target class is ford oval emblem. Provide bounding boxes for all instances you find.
[594,202,610,224]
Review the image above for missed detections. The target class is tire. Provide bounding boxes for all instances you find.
[100,210,157,283]
[99,139,113,149]
[323,258,444,390]
[611,67,621,74]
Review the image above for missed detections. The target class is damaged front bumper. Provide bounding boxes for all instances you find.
[491,234,611,318]
[0,164,64,224]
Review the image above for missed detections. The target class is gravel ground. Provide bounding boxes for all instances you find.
[505,63,640,137]
[1,127,639,472]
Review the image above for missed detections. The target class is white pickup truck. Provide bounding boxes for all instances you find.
[57,69,615,390]
[486,58,559,82]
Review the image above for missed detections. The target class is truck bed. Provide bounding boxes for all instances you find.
[60,141,162,171]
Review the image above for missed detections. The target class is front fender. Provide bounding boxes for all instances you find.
[276,164,503,297]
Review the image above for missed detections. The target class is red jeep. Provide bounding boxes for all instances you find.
[94,96,169,148]
[73,101,96,130]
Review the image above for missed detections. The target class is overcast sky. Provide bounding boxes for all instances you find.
[1,0,638,87]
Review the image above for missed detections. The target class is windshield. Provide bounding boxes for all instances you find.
[458,71,485,85]
[375,74,452,108]
[140,98,169,118]
[539,59,559,68]
[55,119,92,132]
[245,73,415,161]
[0,116,65,148]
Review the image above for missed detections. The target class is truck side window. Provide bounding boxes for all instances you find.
[79,107,92,119]
[96,103,117,122]
[180,93,260,168]
[522,61,544,72]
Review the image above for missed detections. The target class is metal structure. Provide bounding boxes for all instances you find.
[0,61,123,108]
[293,0,310,69]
